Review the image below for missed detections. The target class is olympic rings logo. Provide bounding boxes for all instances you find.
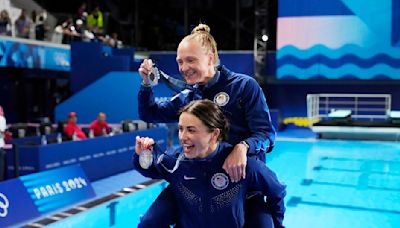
[0,192,10,217]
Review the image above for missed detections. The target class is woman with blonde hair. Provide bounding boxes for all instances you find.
[138,23,276,227]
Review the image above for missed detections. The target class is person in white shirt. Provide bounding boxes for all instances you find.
[0,105,7,181]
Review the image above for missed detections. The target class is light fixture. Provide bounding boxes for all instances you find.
[262,34,269,42]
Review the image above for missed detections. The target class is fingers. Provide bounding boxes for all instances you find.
[142,137,155,150]
[135,136,142,155]
[231,167,239,183]
[138,59,153,79]
[235,164,245,182]
[135,136,155,152]
[222,145,247,183]
[223,163,246,183]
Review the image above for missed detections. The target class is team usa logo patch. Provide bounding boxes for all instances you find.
[214,92,230,106]
[211,173,229,190]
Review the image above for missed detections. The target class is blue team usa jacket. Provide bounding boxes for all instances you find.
[133,142,286,228]
[138,65,276,161]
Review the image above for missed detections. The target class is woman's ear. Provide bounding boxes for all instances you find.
[208,53,214,66]
[212,128,221,142]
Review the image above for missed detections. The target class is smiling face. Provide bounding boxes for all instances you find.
[176,39,215,85]
[178,112,219,159]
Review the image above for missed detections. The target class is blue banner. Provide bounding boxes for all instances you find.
[0,37,70,71]
[20,164,95,214]
[0,179,40,227]
[0,164,94,227]
[7,128,168,181]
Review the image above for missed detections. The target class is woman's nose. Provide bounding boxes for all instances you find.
[180,63,188,72]
[179,130,188,140]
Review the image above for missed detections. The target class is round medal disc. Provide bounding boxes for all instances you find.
[139,149,153,169]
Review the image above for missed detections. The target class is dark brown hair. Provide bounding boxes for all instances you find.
[179,99,229,141]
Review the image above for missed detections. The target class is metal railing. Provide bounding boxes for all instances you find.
[307,94,392,126]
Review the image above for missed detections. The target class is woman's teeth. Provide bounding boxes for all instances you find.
[184,71,195,78]
[183,144,193,148]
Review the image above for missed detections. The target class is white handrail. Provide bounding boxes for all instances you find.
[307,94,392,125]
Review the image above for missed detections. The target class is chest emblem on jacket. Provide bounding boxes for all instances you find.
[211,173,229,190]
[214,92,229,106]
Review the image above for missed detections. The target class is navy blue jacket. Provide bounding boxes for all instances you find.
[133,142,286,228]
[138,65,276,161]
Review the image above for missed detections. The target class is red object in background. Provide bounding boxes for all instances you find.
[4,130,12,143]
[90,120,110,136]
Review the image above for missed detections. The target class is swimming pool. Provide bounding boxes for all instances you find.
[47,139,400,227]
[269,139,400,228]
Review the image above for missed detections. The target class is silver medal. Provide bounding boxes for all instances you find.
[147,64,160,86]
[139,149,153,169]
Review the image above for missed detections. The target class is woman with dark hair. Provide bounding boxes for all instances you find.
[133,100,286,228]
[138,22,276,227]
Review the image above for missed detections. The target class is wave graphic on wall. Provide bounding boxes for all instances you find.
[277,45,400,80]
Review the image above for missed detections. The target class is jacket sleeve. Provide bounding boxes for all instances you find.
[138,86,189,123]
[246,159,286,228]
[132,153,165,179]
[242,78,276,155]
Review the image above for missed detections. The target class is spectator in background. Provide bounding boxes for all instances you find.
[72,19,84,42]
[52,22,64,44]
[60,16,75,44]
[35,10,48,41]
[0,10,12,36]
[30,10,37,39]
[0,106,7,181]
[86,6,103,34]
[102,32,122,48]
[15,9,32,39]
[77,2,88,21]
[64,112,87,140]
[53,17,93,44]
[89,112,111,137]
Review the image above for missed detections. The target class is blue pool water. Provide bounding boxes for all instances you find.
[48,181,167,228]
[49,138,400,227]
[270,139,400,228]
